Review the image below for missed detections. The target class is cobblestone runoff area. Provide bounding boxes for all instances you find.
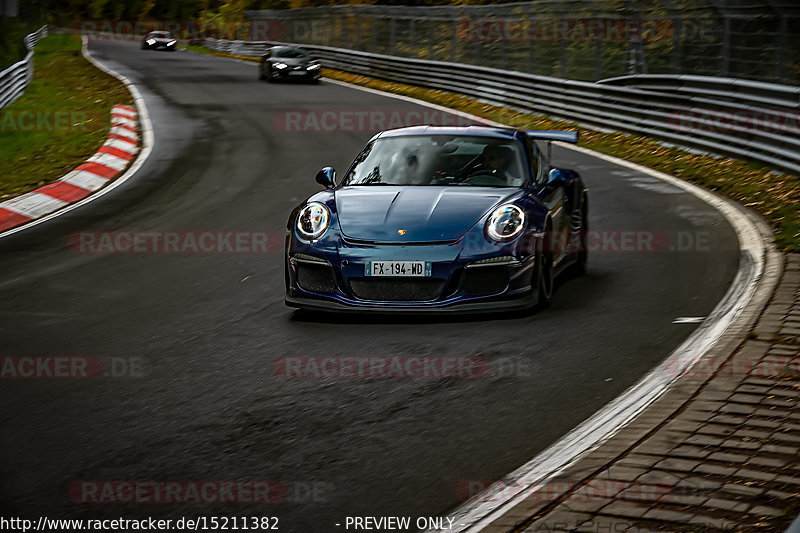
[485,254,800,533]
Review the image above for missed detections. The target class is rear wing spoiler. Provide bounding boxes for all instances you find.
[525,130,579,144]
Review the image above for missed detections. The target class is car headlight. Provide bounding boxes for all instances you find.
[146,39,156,45]
[485,204,525,243]
[167,40,176,46]
[274,62,288,69]
[296,202,330,240]
[307,63,320,70]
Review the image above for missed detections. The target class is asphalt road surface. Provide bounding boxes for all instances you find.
[0,40,739,531]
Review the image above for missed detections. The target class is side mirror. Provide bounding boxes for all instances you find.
[547,168,567,186]
[315,167,336,189]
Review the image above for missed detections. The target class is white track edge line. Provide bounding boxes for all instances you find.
[0,36,153,240]
[312,79,775,533]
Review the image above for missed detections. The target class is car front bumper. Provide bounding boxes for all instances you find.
[274,68,320,79]
[285,291,538,315]
[285,247,538,314]
[144,43,176,50]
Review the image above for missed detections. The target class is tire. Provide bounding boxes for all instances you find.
[535,226,555,309]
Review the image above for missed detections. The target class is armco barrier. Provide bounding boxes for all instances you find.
[0,25,48,109]
[204,38,269,57]
[205,38,800,175]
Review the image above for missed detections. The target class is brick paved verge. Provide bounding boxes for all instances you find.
[480,254,799,533]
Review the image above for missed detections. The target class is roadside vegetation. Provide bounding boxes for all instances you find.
[31,0,795,249]
[0,33,131,199]
[0,17,39,71]
[184,41,800,251]
[185,44,261,63]
[320,69,800,252]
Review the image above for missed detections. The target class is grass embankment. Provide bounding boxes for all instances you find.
[185,45,800,251]
[0,34,132,199]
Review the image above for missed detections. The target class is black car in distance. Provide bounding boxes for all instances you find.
[259,46,320,83]
[142,31,177,51]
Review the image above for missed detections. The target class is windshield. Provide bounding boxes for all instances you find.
[273,47,310,58]
[148,32,170,39]
[343,135,528,187]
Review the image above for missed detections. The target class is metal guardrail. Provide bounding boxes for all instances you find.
[0,25,48,109]
[204,38,269,57]
[205,38,800,175]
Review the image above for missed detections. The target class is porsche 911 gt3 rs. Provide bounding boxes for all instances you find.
[285,125,588,313]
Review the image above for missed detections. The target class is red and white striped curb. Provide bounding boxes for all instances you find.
[0,104,139,232]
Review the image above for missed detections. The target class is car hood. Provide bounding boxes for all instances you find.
[335,186,518,243]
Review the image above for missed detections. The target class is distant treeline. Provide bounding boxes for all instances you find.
[18,0,506,26]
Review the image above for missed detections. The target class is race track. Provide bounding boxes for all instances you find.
[0,40,740,531]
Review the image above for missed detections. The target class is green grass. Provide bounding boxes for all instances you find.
[0,34,132,200]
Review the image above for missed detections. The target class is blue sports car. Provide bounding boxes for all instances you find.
[285,125,588,313]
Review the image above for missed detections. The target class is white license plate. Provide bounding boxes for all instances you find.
[288,71,307,76]
[366,261,431,277]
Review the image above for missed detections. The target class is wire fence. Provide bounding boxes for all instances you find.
[0,25,48,109]
[245,0,800,85]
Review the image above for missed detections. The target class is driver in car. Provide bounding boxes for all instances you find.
[460,144,514,185]
[480,145,510,175]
